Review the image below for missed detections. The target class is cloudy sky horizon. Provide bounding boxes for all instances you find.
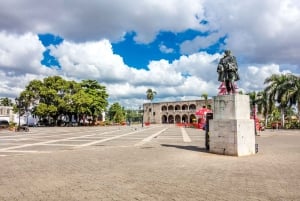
[1,0,299,108]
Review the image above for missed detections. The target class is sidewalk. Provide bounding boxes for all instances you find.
[0,127,299,201]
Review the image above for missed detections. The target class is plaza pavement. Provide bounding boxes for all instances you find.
[0,125,299,201]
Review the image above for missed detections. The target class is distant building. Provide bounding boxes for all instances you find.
[143,99,212,124]
[0,106,14,122]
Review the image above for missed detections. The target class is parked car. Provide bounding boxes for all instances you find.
[0,120,9,129]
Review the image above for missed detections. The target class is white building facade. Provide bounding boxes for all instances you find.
[143,99,212,124]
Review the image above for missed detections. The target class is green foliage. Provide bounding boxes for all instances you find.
[269,107,281,122]
[0,97,13,106]
[108,102,125,123]
[80,80,109,117]
[146,89,157,123]
[125,109,142,123]
[146,88,157,102]
[264,73,300,128]
[201,93,208,107]
[17,76,109,126]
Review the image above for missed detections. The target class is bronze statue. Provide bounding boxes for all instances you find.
[217,50,240,94]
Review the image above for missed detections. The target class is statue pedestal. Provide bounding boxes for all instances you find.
[210,95,256,156]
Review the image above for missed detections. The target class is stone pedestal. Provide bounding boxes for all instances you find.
[210,95,255,156]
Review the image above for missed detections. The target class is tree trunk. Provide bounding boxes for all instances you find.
[151,101,153,123]
[281,107,285,128]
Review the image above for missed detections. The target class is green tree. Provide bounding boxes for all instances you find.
[247,91,257,110]
[37,76,68,124]
[201,93,208,107]
[279,74,300,119]
[108,102,125,123]
[80,80,109,123]
[125,109,141,123]
[72,89,93,124]
[0,97,13,106]
[269,107,281,123]
[264,74,290,127]
[146,89,157,102]
[256,91,271,126]
[247,91,270,128]
[146,88,157,123]
[18,76,109,126]
[35,103,57,120]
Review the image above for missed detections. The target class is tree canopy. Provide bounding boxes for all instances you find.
[107,102,125,123]
[264,73,300,127]
[0,97,13,106]
[146,88,157,102]
[16,76,109,125]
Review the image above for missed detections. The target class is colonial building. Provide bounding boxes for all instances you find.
[143,99,212,124]
[0,106,14,122]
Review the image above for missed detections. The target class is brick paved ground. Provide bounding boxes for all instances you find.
[0,126,299,201]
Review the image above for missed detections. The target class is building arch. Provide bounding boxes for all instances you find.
[168,115,174,123]
[189,104,196,110]
[189,114,197,123]
[182,114,188,123]
[161,115,167,123]
[142,98,213,124]
[168,105,174,111]
[175,115,181,123]
[182,104,188,111]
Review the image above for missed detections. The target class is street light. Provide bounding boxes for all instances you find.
[15,98,21,132]
[253,101,257,136]
[139,106,144,127]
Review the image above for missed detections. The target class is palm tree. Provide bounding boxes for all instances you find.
[247,91,258,113]
[201,93,208,107]
[256,91,270,126]
[280,74,300,120]
[264,74,290,128]
[146,89,157,123]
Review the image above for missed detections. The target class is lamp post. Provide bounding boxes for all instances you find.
[139,106,144,127]
[253,102,257,136]
[25,94,30,126]
[15,98,21,131]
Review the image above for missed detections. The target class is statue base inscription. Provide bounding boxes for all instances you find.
[210,94,256,156]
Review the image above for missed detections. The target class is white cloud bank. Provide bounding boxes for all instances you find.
[0,32,293,108]
[0,0,299,107]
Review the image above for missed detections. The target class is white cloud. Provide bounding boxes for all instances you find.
[172,52,221,83]
[0,0,300,108]
[180,32,223,54]
[203,0,300,65]
[0,32,53,75]
[51,39,134,83]
[0,32,295,108]
[0,0,205,43]
[0,32,59,97]
[239,64,283,91]
[159,44,174,54]
[1,0,300,67]
[0,32,220,105]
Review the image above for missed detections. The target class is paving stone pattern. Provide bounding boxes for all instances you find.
[0,126,299,201]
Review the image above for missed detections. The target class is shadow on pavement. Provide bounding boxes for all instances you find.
[161,144,208,153]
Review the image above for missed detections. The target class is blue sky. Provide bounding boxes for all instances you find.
[39,34,63,68]
[112,30,226,69]
[38,29,226,70]
[0,0,299,108]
